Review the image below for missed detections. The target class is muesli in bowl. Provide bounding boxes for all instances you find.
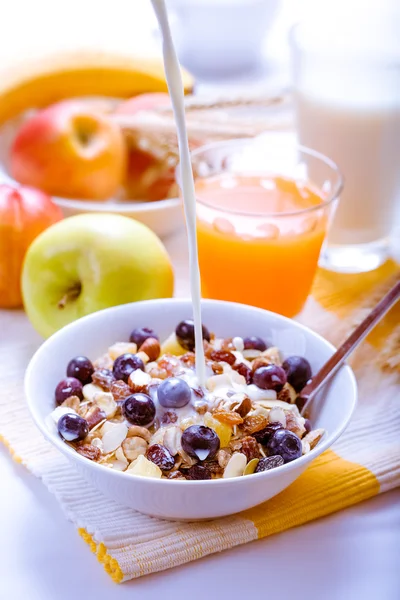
[46,320,324,480]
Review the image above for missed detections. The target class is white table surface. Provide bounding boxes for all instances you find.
[1,2,400,598]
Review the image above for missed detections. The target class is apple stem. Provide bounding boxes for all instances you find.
[58,283,81,309]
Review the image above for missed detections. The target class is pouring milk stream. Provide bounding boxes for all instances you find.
[151,0,206,386]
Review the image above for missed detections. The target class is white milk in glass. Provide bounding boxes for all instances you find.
[292,1,400,271]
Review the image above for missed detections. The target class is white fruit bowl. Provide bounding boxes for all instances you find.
[25,299,357,521]
[0,117,183,239]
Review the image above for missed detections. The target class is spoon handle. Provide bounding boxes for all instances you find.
[299,278,400,416]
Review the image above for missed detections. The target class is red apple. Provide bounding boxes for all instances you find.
[116,93,177,201]
[0,184,63,308]
[10,100,126,200]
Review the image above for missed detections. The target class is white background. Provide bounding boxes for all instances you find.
[1,1,399,598]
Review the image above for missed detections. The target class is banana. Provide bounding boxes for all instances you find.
[0,51,194,126]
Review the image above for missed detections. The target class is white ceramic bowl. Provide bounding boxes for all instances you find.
[25,299,357,520]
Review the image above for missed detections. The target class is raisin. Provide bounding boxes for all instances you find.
[146,444,175,471]
[92,368,115,391]
[192,387,205,399]
[204,461,224,476]
[76,444,101,461]
[209,350,236,366]
[161,410,178,425]
[158,354,181,377]
[183,464,211,480]
[242,414,268,434]
[255,455,284,472]
[233,363,253,384]
[241,436,261,461]
[111,380,132,402]
[253,422,283,445]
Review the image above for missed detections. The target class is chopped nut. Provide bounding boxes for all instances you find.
[61,395,80,411]
[223,453,247,478]
[213,410,243,426]
[302,428,325,449]
[93,353,113,370]
[91,437,103,452]
[122,436,148,461]
[285,411,306,438]
[206,373,232,391]
[136,350,150,364]
[92,368,115,391]
[194,401,208,415]
[167,471,186,480]
[242,349,262,361]
[85,406,107,429]
[82,383,104,402]
[128,368,151,393]
[140,337,161,362]
[220,337,235,352]
[261,346,282,365]
[108,342,137,361]
[232,336,244,352]
[127,455,162,478]
[76,444,101,461]
[240,436,261,461]
[161,410,178,424]
[180,352,195,368]
[302,439,311,455]
[229,393,252,417]
[217,448,232,469]
[251,356,272,372]
[157,354,181,376]
[146,363,169,379]
[163,426,182,456]
[242,414,268,434]
[278,383,297,404]
[127,425,152,442]
[94,391,117,418]
[101,423,128,454]
[268,407,286,427]
[110,380,132,401]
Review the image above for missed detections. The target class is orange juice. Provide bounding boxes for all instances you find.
[196,174,329,317]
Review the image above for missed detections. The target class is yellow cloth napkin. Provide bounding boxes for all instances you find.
[1,264,399,583]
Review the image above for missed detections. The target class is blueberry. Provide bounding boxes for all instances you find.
[66,356,94,385]
[282,356,312,392]
[243,336,267,351]
[130,327,159,348]
[122,393,155,426]
[181,425,220,461]
[175,319,210,351]
[58,413,88,442]
[253,365,287,392]
[158,377,192,409]
[113,353,144,383]
[55,377,83,405]
[266,429,302,463]
[253,422,284,445]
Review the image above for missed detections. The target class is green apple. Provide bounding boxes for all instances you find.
[22,213,174,338]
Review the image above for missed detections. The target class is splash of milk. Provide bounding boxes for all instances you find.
[151,0,206,386]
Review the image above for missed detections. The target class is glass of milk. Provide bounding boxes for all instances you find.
[290,1,400,272]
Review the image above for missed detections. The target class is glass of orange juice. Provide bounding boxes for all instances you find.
[188,137,343,317]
